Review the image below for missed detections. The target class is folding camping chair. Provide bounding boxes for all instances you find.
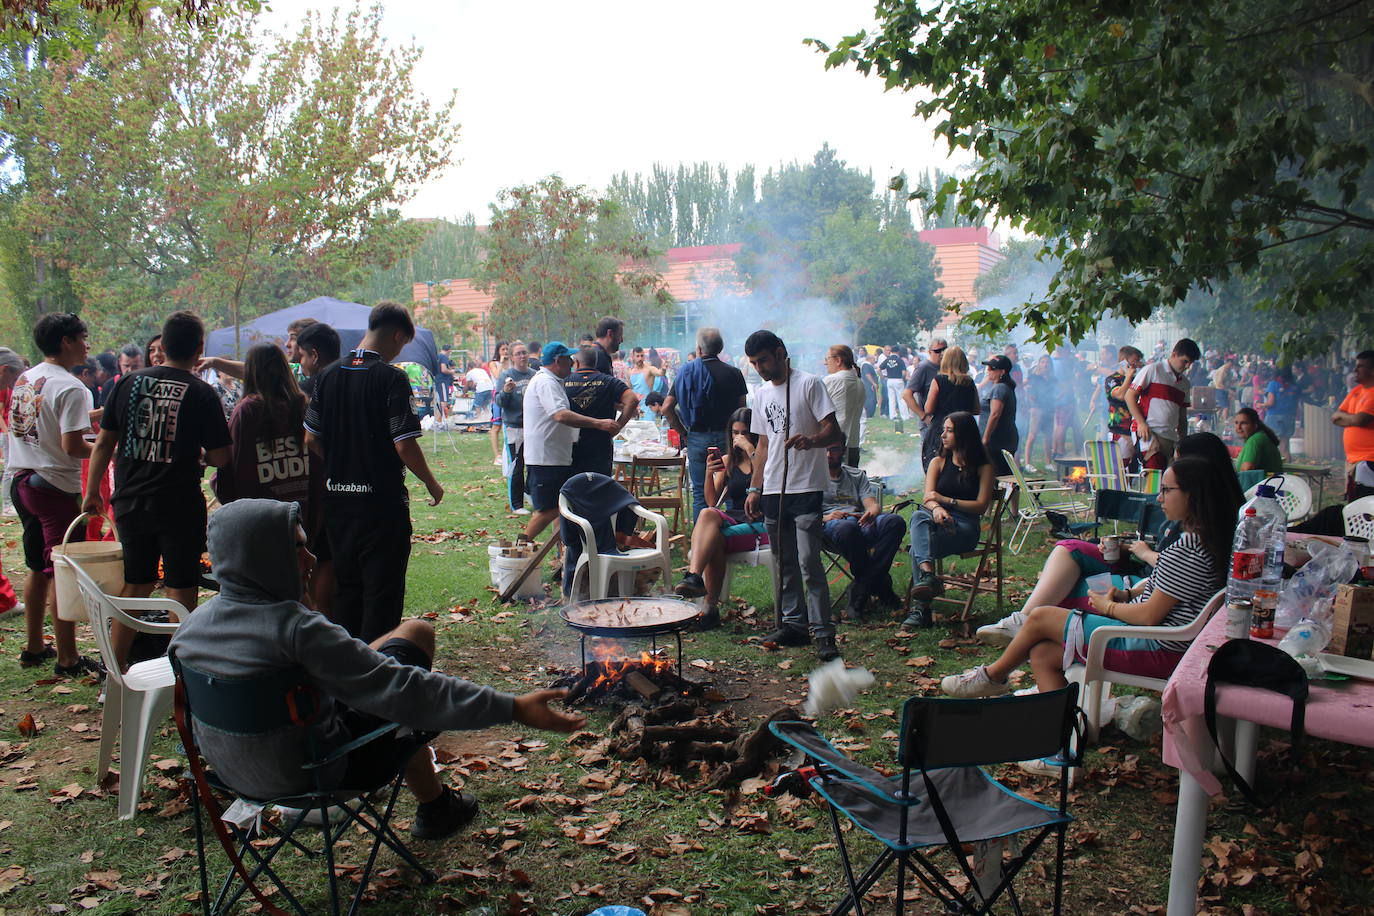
[170,652,436,916]
[1083,438,1136,493]
[922,485,1014,624]
[1002,451,1094,553]
[771,685,1084,916]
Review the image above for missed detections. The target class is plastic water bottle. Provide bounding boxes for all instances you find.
[1250,484,1287,635]
[1227,507,1265,606]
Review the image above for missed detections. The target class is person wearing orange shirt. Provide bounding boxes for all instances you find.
[1333,350,1374,501]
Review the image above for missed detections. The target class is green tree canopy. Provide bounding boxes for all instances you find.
[3,3,456,349]
[346,215,484,305]
[476,175,674,344]
[813,0,1374,355]
[607,162,755,248]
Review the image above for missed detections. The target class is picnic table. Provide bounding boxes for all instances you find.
[1160,612,1374,915]
[1282,461,1334,509]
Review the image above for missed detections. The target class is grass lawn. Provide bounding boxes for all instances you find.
[0,420,1370,915]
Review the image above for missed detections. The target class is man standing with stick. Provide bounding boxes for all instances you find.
[743,331,843,662]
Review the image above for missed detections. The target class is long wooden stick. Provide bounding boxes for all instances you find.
[499,534,558,602]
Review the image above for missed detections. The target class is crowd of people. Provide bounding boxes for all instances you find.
[2,301,1372,826]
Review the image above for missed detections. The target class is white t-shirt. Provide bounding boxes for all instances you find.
[5,361,94,492]
[465,367,494,392]
[750,369,835,496]
[1130,359,1190,441]
[823,370,865,452]
[522,367,578,467]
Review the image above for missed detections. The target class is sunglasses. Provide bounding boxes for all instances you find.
[931,347,947,355]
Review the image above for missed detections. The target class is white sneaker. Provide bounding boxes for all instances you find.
[975,611,1026,647]
[512,507,530,515]
[941,666,1010,698]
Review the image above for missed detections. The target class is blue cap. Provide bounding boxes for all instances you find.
[541,341,572,364]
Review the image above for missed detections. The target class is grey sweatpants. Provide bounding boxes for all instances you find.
[762,491,833,640]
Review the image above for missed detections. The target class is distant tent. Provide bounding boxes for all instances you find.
[204,296,440,376]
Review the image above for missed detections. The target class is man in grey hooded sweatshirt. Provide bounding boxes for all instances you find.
[170,498,584,839]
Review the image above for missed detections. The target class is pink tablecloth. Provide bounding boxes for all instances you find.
[1161,612,1374,795]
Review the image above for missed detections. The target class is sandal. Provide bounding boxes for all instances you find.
[54,655,107,680]
[19,645,56,667]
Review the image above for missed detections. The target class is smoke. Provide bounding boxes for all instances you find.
[864,446,926,496]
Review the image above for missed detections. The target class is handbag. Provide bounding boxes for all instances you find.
[1203,639,1308,805]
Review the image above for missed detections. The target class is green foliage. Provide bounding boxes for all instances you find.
[345,215,484,305]
[607,162,755,247]
[1,3,455,351]
[813,0,1374,355]
[735,144,944,342]
[477,175,674,344]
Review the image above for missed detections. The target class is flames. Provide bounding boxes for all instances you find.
[587,640,674,690]
[1066,466,1088,483]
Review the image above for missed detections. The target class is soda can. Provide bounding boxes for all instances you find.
[1101,536,1121,563]
[1250,588,1276,639]
[1225,597,1252,640]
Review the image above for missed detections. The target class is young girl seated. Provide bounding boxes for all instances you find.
[942,455,1238,700]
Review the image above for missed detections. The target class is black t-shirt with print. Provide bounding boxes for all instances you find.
[879,355,906,379]
[304,350,421,513]
[565,368,629,470]
[101,366,232,514]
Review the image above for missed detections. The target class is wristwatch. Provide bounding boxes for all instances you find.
[746,486,762,495]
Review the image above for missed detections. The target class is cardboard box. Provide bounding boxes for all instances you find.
[1330,584,1374,659]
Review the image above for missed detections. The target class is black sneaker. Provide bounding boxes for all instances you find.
[674,573,707,599]
[762,626,810,648]
[814,635,841,662]
[910,570,941,600]
[54,655,107,681]
[689,606,721,631]
[19,645,56,667]
[842,604,866,624]
[410,786,479,840]
[901,603,933,631]
[872,589,903,611]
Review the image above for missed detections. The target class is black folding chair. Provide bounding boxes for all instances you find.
[771,685,1084,916]
[170,652,437,916]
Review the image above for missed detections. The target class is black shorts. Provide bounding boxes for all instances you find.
[115,503,207,589]
[337,637,432,789]
[525,464,574,512]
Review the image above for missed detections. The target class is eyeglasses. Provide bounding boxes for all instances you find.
[1158,485,1180,495]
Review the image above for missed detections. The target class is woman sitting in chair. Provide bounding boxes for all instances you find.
[674,407,768,630]
[943,455,1237,700]
[904,411,997,629]
[977,432,1243,647]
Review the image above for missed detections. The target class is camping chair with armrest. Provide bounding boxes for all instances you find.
[1002,451,1095,554]
[1344,495,1374,539]
[1135,468,1163,494]
[169,651,436,916]
[822,497,914,612]
[72,558,186,820]
[1072,588,1226,742]
[1084,438,1136,493]
[770,685,1084,916]
[905,489,1013,626]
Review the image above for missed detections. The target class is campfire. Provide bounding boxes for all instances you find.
[554,642,710,705]
[1064,464,1089,493]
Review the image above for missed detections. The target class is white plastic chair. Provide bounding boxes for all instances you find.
[1073,589,1226,741]
[559,494,671,600]
[718,542,776,604]
[70,559,187,819]
[1243,475,1312,522]
[1344,495,1374,539]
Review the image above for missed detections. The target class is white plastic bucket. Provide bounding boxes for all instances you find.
[487,543,544,600]
[51,513,124,621]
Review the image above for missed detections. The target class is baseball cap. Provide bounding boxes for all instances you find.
[541,341,572,364]
[983,355,1013,372]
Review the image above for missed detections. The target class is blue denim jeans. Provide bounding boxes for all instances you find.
[685,429,729,520]
[822,513,906,596]
[908,507,981,573]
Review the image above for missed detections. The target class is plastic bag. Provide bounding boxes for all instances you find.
[1275,540,1358,629]
[1277,596,1334,663]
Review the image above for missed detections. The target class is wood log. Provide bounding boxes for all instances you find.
[640,724,739,743]
[625,670,662,701]
[710,706,799,789]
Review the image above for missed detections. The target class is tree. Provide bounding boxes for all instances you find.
[805,201,944,344]
[4,4,456,351]
[476,175,674,344]
[608,162,756,247]
[812,0,1374,355]
[346,215,484,305]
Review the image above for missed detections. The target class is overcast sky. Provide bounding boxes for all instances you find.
[262,0,969,220]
